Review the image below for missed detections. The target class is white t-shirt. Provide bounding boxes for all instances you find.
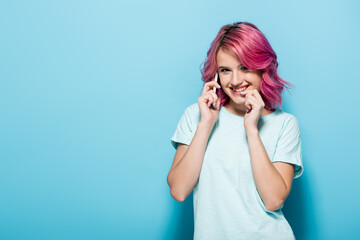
[170,103,304,240]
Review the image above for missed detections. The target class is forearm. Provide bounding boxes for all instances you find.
[246,128,288,211]
[168,121,214,201]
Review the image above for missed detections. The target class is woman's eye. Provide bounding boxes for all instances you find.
[220,69,230,72]
[241,66,248,71]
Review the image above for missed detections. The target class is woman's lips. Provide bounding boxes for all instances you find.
[230,85,249,95]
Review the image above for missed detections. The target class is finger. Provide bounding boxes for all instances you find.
[207,93,214,107]
[200,90,211,100]
[240,89,255,97]
[247,95,260,106]
[244,97,251,112]
[202,90,216,107]
[245,99,252,112]
[202,80,221,95]
[210,79,221,90]
[244,89,263,106]
[198,91,213,105]
[211,97,220,110]
[209,91,219,109]
[245,94,257,110]
[246,97,259,112]
[209,91,219,103]
[251,89,264,102]
[248,92,265,108]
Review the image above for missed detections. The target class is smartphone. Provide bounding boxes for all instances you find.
[210,72,219,109]
[213,72,218,94]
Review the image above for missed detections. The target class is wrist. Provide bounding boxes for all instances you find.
[245,127,259,136]
[198,120,215,129]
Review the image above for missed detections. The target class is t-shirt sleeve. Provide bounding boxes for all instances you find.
[272,116,304,179]
[170,105,196,150]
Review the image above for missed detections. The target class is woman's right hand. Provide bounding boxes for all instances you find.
[197,77,221,126]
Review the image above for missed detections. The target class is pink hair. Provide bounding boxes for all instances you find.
[200,21,294,111]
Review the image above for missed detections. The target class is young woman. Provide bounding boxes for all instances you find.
[167,21,304,239]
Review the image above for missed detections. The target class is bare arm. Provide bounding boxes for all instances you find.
[167,78,221,202]
[240,89,295,212]
[167,121,214,202]
[246,128,295,212]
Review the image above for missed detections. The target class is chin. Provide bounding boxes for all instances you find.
[226,93,245,102]
[228,97,245,105]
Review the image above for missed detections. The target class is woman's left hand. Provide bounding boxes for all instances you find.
[240,89,265,131]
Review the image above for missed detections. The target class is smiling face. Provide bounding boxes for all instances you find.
[216,47,263,114]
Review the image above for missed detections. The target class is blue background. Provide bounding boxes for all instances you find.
[1,0,359,239]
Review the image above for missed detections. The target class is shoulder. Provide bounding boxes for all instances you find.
[184,102,200,116]
[187,102,199,112]
[275,108,299,123]
[183,103,201,125]
[264,108,300,133]
[275,109,301,132]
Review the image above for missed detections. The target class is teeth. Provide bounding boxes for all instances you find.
[233,86,248,92]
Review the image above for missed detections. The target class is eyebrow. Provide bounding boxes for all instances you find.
[218,64,244,69]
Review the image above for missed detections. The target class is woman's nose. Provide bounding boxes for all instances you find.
[230,71,243,84]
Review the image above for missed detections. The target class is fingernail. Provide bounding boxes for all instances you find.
[246,107,249,113]
[218,84,221,88]
[208,103,211,107]
[213,102,216,108]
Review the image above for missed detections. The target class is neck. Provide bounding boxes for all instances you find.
[223,102,275,118]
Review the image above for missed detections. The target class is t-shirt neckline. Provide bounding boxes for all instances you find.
[220,106,281,120]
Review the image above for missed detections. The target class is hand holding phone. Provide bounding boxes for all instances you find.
[213,72,218,94]
[198,72,221,125]
[209,72,219,109]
